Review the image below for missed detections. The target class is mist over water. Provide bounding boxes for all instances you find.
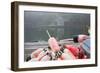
[24,11,90,42]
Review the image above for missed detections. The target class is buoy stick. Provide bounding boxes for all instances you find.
[46,30,51,38]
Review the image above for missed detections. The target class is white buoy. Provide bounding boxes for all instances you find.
[46,30,51,38]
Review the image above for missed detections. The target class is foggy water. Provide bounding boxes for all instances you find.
[24,11,90,42]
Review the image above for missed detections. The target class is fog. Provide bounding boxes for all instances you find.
[24,11,90,42]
